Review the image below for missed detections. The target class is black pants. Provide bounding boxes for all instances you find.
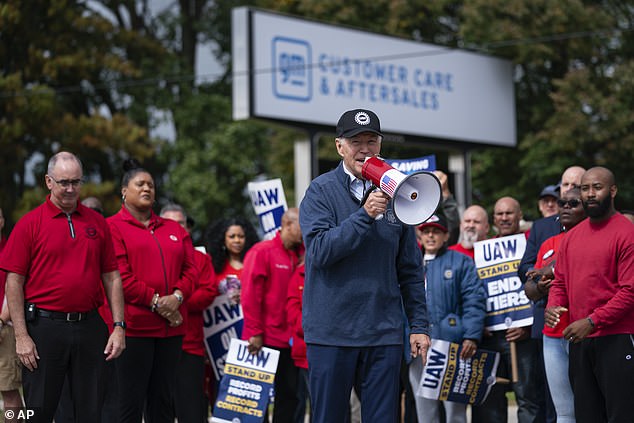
[471,331,545,423]
[23,312,108,423]
[294,367,310,423]
[115,336,182,423]
[569,334,634,423]
[173,351,207,423]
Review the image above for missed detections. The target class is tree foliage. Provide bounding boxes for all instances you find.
[1,0,633,236]
[0,0,158,224]
[256,0,634,217]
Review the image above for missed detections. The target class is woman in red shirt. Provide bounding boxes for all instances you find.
[207,218,259,297]
[204,218,259,405]
[102,159,197,423]
[527,187,586,423]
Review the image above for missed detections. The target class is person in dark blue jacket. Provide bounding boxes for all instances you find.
[518,166,585,423]
[299,109,430,423]
[408,213,486,423]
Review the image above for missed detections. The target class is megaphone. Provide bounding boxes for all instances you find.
[361,156,442,226]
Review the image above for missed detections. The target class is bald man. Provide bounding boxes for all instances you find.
[0,152,125,423]
[472,197,545,423]
[546,167,634,423]
[448,205,490,259]
[559,166,586,196]
[241,208,304,423]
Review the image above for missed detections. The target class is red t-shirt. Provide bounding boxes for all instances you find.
[448,243,474,259]
[215,262,244,288]
[547,213,634,337]
[0,197,117,312]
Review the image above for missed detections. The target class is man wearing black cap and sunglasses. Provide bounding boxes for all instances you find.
[299,109,430,423]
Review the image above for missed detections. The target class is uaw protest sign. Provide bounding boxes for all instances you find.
[212,339,280,423]
[418,340,500,405]
[203,295,243,382]
[248,178,288,240]
[474,234,533,330]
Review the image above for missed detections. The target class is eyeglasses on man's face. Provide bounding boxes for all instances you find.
[48,175,84,189]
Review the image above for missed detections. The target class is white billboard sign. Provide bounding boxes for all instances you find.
[232,8,516,147]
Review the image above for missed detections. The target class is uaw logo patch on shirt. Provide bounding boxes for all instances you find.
[85,226,98,239]
[272,36,312,101]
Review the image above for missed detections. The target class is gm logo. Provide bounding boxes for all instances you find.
[272,37,312,101]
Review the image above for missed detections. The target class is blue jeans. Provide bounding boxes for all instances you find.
[542,335,574,423]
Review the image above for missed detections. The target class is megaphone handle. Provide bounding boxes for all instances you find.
[360,185,384,221]
[359,184,377,207]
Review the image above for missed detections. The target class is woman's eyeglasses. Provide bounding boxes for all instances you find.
[557,199,581,208]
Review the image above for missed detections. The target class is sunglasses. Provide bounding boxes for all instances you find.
[557,199,581,208]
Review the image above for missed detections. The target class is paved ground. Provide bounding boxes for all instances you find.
[467,404,519,423]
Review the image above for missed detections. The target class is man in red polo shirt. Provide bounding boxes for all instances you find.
[0,152,126,423]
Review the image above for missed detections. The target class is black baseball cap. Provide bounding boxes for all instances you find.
[336,109,383,138]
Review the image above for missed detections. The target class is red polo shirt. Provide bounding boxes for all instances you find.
[0,196,117,312]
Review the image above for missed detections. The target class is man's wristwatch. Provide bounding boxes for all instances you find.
[173,292,184,304]
[113,321,127,330]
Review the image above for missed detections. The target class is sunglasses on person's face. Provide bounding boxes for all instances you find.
[556,199,581,208]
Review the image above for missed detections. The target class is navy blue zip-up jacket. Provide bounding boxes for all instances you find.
[299,162,429,346]
[424,248,486,344]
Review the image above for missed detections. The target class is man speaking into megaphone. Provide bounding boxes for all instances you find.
[299,109,433,423]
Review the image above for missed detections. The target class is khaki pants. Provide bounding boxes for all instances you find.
[0,325,22,391]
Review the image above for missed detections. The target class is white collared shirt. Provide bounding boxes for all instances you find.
[343,164,366,201]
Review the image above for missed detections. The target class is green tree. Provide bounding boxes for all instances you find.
[257,0,634,215]
[0,0,158,223]
[458,0,627,215]
[3,0,632,233]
